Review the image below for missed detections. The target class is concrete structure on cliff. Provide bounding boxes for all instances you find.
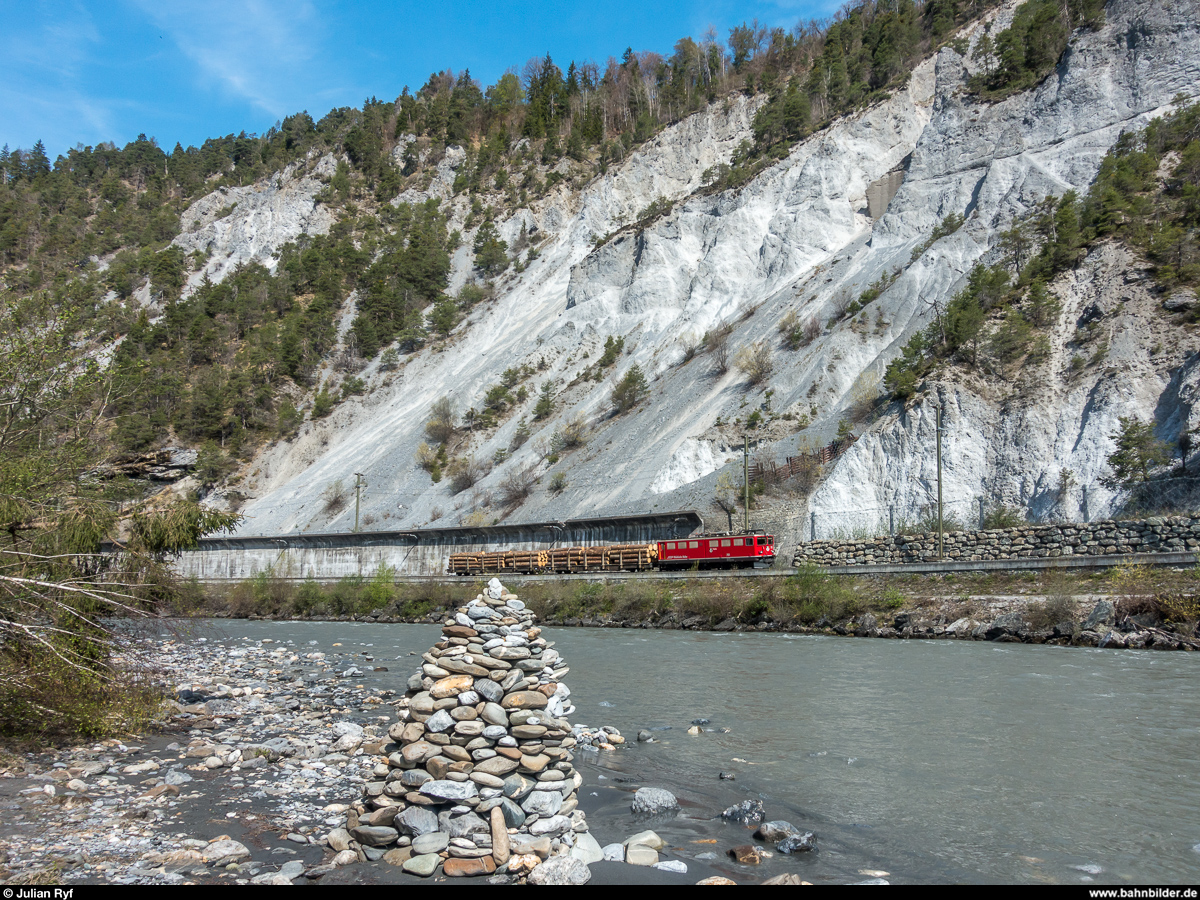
[174,511,702,581]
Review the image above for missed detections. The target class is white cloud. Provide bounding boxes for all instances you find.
[130,0,324,117]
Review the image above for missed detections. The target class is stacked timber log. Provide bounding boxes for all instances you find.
[449,543,656,575]
[544,543,656,572]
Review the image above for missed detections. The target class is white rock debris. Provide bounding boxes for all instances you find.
[175,0,1200,538]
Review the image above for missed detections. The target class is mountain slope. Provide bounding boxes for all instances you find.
[206,0,1200,540]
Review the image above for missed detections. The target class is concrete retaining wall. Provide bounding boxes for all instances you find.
[793,514,1200,567]
[176,511,703,581]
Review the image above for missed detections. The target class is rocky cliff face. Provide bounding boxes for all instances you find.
[173,153,338,290]
[811,241,1200,537]
[189,0,1200,540]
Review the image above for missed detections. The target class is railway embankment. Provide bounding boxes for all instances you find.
[189,563,1200,651]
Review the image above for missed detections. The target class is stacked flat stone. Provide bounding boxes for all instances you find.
[353,578,590,880]
[793,514,1200,567]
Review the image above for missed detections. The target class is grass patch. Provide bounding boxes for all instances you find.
[205,567,460,620]
[517,568,871,626]
[197,562,1200,632]
[2,862,66,885]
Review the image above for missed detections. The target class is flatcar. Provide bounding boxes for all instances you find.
[447,532,774,575]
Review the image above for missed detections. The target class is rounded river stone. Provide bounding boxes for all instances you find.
[424,709,455,733]
[501,691,548,710]
[411,832,450,855]
[482,706,508,728]
[403,853,441,877]
[395,806,439,836]
[631,787,679,815]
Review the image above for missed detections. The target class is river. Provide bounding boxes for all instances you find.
[194,619,1200,884]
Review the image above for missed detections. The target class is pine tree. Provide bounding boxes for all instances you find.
[1102,418,1172,487]
[26,140,51,180]
[533,382,555,420]
[612,364,649,412]
[473,221,508,275]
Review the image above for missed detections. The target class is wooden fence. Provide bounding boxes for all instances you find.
[748,433,859,483]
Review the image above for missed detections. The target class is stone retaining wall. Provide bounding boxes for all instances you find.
[792,515,1200,567]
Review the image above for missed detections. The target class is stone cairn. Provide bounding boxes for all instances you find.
[348,578,593,881]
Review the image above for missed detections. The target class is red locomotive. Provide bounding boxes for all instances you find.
[448,531,774,575]
[655,531,775,570]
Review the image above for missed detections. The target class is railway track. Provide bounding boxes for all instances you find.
[188,549,1197,585]
[197,566,789,585]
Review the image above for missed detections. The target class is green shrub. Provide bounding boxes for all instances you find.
[379,347,401,371]
[1027,594,1078,629]
[0,651,163,741]
[428,298,460,336]
[328,574,364,615]
[276,400,303,438]
[858,270,898,305]
[743,597,771,619]
[457,283,487,306]
[294,579,326,615]
[1158,593,1200,624]
[361,565,396,612]
[988,308,1036,365]
[195,441,234,489]
[312,388,336,418]
[982,503,1025,529]
[597,336,624,368]
[783,563,859,623]
[967,0,1104,100]
[910,212,965,262]
[533,382,555,420]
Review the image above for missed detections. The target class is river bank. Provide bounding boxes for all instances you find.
[193,565,1200,651]
[0,622,395,886]
[0,621,778,886]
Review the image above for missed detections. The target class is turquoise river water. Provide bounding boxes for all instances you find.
[190,620,1200,885]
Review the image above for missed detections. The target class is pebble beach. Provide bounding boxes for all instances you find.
[0,581,806,886]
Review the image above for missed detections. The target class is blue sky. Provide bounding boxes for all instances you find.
[2,0,839,160]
